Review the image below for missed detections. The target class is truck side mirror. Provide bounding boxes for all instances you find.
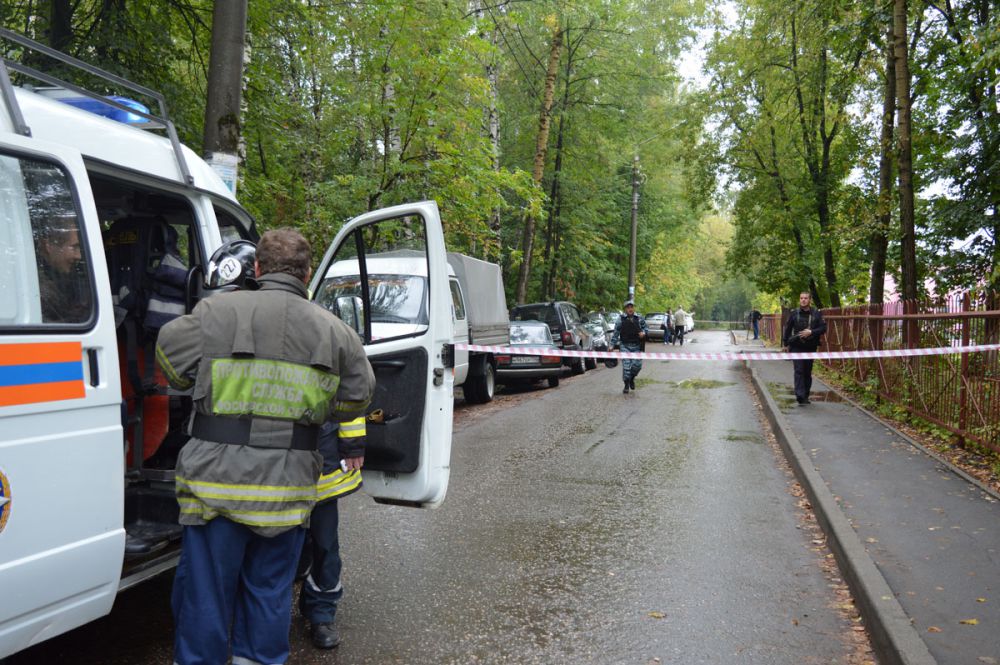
[335,295,365,337]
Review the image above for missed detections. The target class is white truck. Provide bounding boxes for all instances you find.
[445,252,510,404]
[313,251,509,405]
[0,30,455,658]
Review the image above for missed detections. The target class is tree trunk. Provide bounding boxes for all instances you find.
[47,0,74,51]
[790,13,841,307]
[473,0,503,259]
[871,21,895,305]
[515,24,563,304]
[203,0,248,157]
[540,113,565,300]
[894,0,918,302]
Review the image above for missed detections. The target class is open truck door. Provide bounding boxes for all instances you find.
[0,134,125,657]
[310,201,453,507]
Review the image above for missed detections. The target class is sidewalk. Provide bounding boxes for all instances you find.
[737,336,1000,665]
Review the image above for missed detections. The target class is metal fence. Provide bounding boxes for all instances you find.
[761,294,1000,453]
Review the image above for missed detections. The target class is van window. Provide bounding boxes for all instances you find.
[0,153,94,327]
[450,279,466,320]
[214,205,256,243]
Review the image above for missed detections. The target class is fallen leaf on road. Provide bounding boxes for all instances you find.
[960,618,979,625]
[977,657,997,664]
[647,611,665,619]
[865,537,878,543]
[791,618,799,626]
[976,598,986,603]
[927,626,942,633]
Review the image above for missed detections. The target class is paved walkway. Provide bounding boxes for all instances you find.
[739,336,1000,665]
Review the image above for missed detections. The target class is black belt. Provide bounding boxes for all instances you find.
[191,414,319,451]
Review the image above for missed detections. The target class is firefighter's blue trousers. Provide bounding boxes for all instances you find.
[299,498,344,624]
[172,518,306,665]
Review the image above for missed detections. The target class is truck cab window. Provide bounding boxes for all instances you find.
[0,153,93,327]
[450,279,466,321]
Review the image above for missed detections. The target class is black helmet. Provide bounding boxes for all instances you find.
[207,239,257,289]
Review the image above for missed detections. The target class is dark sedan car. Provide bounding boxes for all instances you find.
[496,320,565,388]
[509,301,593,375]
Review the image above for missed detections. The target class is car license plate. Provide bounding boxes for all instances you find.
[510,355,537,366]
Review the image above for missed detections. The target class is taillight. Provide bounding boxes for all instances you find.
[561,331,573,345]
[496,355,511,365]
[542,355,561,364]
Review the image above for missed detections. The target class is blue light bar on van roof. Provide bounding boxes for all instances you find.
[53,94,151,124]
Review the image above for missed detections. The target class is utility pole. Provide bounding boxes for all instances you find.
[202,0,248,195]
[628,153,639,299]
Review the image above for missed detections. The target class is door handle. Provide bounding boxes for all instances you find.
[87,348,99,387]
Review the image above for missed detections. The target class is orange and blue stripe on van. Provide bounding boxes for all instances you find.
[0,342,86,407]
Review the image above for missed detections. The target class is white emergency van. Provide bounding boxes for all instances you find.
[0,29,454,658]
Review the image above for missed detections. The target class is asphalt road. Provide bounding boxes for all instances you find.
[10,330,864,664]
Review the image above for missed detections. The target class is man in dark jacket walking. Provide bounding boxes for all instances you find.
[782,291,827,405]
[611,300,647,393]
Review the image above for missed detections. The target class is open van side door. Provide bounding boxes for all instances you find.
[310,201,453,507]
[0,135,124,658]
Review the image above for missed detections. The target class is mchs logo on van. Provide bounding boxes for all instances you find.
[0,470,11,534]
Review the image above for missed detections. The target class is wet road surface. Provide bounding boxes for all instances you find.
[10,330,862,664]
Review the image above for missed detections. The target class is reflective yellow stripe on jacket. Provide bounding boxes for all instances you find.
[316,416,366,502]
[175,474,316,528]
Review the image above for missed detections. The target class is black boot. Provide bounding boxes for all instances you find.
[310,621,341,649]
[623,380,630,394]
[629,378,636,390]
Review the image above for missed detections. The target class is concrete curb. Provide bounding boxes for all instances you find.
[746,362,937,665]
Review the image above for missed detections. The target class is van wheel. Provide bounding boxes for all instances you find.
[547,376,560,388]
[584,356,597,370]
[464,363,495,404]
[571,357,585,375]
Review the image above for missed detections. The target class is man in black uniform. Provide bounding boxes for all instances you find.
[611,300,647,394]
[782,291,827,404]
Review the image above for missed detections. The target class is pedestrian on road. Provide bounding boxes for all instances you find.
[751,308,762,340]
[662,309,673,344]
[672,305,688,345]
[612,300,647,393]
[298,416,367,650]
[156,228,375,665]
[781,291,827,405]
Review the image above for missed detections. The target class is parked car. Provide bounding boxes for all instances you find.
[510,301,593,375]
[496,321,565,388]
[645,312,668,341]
[587,311,615,335]
[581,319,609,370]
[685,312,696,332]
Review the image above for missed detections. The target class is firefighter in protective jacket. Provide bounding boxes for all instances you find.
[155,228,374,665]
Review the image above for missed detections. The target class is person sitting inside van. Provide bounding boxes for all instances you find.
[35,214,91,323]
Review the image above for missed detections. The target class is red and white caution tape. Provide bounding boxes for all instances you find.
[454,342,1000,362]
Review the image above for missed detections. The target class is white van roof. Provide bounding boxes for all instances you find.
[6,87,236,201]
[323,251,455,279]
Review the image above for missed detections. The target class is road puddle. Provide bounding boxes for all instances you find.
[767,382,846,407]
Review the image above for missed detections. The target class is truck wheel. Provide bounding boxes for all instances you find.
[571,357,585,375]
[547,376,560,388]
[464,363,495,404]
